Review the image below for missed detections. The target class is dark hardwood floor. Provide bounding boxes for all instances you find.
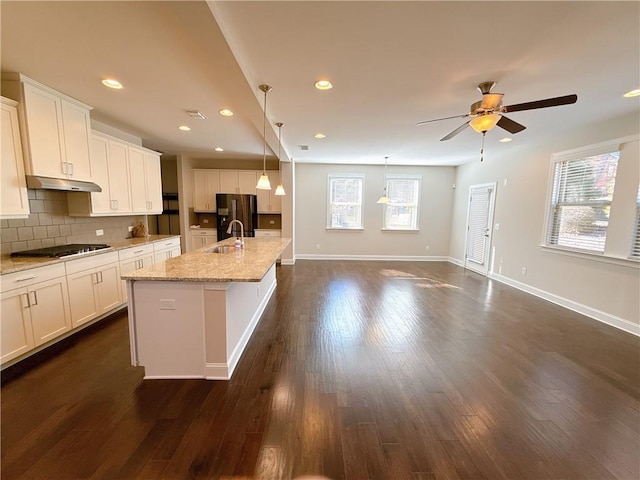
[2,261,639,480]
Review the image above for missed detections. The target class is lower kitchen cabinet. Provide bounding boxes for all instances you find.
[190,229,217,251]
[118,244,154,303]
[0,264,71,363]
[153,237,182,263]
[66,252,121,328]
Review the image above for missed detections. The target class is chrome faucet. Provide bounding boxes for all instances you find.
[226,219,244,247]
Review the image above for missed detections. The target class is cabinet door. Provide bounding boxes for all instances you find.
[67,269,100,327]
[128,147,147,212]
[96,264,121,314]
[0,288,35,363]
[1,101,29,219]
[29,277,71,346]
[22,83,65,178]
[193,170,209,212]
[88,134,112,214]
[144,152,162,213]
[219,170,237,194]
[270,171,282,213]
[109,140,132,213]
[119,254,153,302]
[238,171,257,195]
[60,99,92,181]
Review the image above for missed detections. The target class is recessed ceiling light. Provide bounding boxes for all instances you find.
[623,88,640,98]
[214,147,224,152]
[499,137,512,143]
[178,125,191,131]
[314,133,326,139]
[101,78,123,89]
[314,80,333,90]
[219,109,234,117]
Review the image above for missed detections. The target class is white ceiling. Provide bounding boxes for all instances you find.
[1,1,638,167]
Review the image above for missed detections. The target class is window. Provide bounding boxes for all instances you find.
[546,150,620,253]
[631,186,640,259]
[327,174,364,229]
[382,175,421,230]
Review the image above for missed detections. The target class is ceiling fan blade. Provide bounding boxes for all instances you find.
[496,115,526,134]
[440,121,470,141]
[480,93,504,110]
[502,94,577,113]
[416,113,469,126]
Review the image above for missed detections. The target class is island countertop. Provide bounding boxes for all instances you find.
[121,237,291,282]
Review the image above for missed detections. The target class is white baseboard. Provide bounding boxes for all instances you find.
[488,272,640,337]
[281,258,296,265]
[448,257,464,267]
[295,254,450,262]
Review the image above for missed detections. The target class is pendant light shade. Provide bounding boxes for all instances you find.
[377,156,390,204]
[256,84,272,190]
[274,122,286,196]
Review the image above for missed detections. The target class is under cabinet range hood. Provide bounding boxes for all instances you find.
[25,175,102,193]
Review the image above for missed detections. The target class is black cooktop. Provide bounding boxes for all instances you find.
[11,244,111,258]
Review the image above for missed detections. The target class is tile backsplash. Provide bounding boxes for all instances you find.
[1,190,148,256]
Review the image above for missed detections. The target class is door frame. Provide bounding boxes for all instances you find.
[463,182,497,276]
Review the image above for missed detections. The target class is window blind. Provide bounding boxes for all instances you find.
[328,175,363,229]
[631,186,640,258]
[384,177,420,230]
[546,151,619,253]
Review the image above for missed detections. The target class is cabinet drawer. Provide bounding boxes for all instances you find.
[153,237,181,251]
[1,263,66,292]
[191,229,217,237]
[118,244,154,262]
[65,251,119,275]
[254,230,281,238]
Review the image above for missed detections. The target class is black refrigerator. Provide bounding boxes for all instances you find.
[216,194,258,240]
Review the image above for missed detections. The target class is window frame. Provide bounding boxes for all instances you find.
[541,135,639,266]
[326,173,365,230]
[381,174,421,231]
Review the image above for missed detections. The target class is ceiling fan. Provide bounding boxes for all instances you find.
[416,81,578,141]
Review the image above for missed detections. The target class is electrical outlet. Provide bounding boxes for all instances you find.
[269,220,275,225]
[160,299,176,310]
[316,244,320,250]
[96,229,104,236]
[203,219,209,224]
[425,245,430,251]
[128,226,134,232]
[521,267,527,276]
[494,223,500,230]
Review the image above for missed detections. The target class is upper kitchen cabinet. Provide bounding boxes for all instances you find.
[1,73,93,182]
[193,169,220,212]
[1,97,29,219]
[128,146,162,214]
[68,132,133,216]
[256,171,282,213]
[219,170,257,195]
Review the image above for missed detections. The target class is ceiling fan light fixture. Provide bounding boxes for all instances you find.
[469,113,501,133]
[623,88,640,98]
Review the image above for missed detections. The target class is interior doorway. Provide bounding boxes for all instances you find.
[464,182,497,276]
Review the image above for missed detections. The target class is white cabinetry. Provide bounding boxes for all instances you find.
[129,147,162,214]
[218,170,257,194]
[153,237,182,263]
[190,229,217,251]
[0,263,71,363]
[256,171,282,213]
[118,244,154,302]
[1,97,29,219]
[193,169,220,212]
[66,252,121,328]
[254,229,282,238]
[1,74,93,181]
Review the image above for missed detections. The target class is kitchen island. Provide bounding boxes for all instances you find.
[122,237,290,380]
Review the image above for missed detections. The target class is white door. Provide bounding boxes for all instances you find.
[464,183,496,276]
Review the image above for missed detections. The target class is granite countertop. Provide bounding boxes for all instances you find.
[121,237,291,283]
[0,235,180,275]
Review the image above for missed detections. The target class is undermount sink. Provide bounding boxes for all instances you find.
[207,245,236,254]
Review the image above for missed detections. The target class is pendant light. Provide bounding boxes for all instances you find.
[274,122,286,196]
[377,156,390,204]
[256,84,272,190]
